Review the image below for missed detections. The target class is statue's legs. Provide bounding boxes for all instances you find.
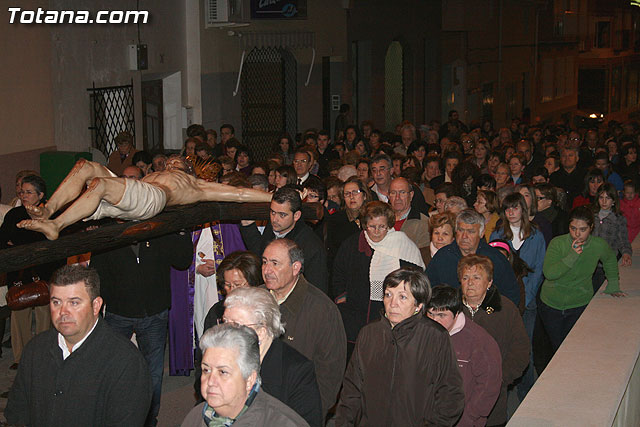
[27,159,115,220]
[18,176,126,240]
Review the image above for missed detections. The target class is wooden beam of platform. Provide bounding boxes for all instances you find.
[0,201,323,274]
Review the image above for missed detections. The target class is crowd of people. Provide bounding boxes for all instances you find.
[0,110,638,426]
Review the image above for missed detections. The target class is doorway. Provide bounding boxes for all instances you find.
[241,47,297,161]
[384,41,403,131]
[141,79,163,152]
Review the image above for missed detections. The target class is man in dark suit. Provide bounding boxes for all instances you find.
[293,148,316,186]
[240,187,328,294]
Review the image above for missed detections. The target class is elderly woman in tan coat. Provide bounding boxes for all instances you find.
[181,324,309,427]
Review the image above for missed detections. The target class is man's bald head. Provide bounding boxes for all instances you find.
[122,166,143,180]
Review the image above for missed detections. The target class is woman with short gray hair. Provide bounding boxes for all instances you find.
[222,287,323,427]
[182,323,309,427]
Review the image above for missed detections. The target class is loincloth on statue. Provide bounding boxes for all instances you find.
[85,178,167,221]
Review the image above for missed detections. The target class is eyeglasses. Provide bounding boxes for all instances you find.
[19,190,37,195]
[344,189,363,198]
[218,318,261,328]
[366,224,388,232]
[389,190,410,197]
[293,159,309,164]
[223,281,247,291]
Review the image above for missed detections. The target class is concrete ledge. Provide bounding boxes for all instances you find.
[509,236,640,426]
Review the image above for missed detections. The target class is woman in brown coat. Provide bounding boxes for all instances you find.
[459,254,530,426]
[336,268,464,426]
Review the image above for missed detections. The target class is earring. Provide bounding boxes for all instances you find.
[414,308,419,315]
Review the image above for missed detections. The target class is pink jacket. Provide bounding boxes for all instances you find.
[449,314,503,426]
[621,195,640,243]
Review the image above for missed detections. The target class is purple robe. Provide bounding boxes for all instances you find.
[168,222,246,376]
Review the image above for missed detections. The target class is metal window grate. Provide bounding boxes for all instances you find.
[88,82,135,158]
[241,47,297,161]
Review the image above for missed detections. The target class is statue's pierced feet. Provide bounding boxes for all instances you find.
[17,219,59,241]
[24,204,53,221]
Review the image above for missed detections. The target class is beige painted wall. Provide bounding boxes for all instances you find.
[0,0,54,157]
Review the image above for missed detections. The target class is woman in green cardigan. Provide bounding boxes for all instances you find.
[539,206,626,351]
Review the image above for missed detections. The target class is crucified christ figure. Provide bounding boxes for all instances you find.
[17,158,272,240]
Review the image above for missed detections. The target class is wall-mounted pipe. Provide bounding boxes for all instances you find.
[305,47,316,87]
[232,50,246,97]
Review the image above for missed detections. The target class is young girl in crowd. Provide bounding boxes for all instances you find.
[572,168,605,209]
[620,180,640,242]
[540,207,625,352]
[490,192,545,400]
[517,184,552,246]
[591,183,632,293]
[490,192,546,319]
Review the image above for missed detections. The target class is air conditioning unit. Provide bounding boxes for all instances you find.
[205,0,246,27]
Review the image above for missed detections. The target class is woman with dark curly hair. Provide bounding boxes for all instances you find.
[272,133,295,165]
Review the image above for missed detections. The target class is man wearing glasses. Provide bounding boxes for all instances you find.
[389,177,430,264]
[370,153,430,215]
[293,148,315,186]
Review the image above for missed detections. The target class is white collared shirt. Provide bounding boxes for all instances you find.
[271,276,299,305]
[58,317,99,360]
[371,184,389,203]
[273,228,292,239]
[297,172,310,184]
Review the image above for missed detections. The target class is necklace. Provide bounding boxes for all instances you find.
[462,298,480,319]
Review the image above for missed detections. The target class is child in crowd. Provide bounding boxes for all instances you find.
[592,183,632,293]
[620,180,640,243]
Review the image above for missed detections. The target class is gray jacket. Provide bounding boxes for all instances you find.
[180,390,309,427]
[594,211,632,256]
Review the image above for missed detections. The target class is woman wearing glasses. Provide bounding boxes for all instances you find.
[325,177,373,271]
[202,251,263,330]
[332,201,424,359]
[0,175,57,369]
[221,287,323,427]
[194,251,264,399]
